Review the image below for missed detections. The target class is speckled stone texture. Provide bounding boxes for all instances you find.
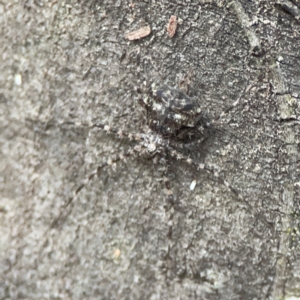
[1,0,300,299]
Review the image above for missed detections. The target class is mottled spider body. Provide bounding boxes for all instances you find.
[51,82,252,230]
[142,84,209,141]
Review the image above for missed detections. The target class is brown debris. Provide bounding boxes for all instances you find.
[125,26,151,41]
[167,15,177,38]
[49,0,58,7]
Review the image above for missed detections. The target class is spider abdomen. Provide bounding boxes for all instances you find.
[142,84,208,140]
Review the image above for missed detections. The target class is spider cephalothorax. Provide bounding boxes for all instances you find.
[141,84,211,142]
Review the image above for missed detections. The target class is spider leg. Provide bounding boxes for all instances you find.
[161,165,176,280]
[164,175,174,241]
[50,150,134,229]
[92,123,145,142]
[167,147,273,227]
[212,82,254,124]
[67,120,146,142]
[167,147,240,197]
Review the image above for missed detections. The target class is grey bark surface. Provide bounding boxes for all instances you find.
[1,0,300,299]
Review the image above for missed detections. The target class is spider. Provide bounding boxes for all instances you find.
[49,81,259,245]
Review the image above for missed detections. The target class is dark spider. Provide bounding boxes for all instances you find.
[50,82,256,233]
[46,81,274,278]
[141,83,210,142]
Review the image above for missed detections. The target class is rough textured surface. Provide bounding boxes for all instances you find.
[1,0,300,299]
